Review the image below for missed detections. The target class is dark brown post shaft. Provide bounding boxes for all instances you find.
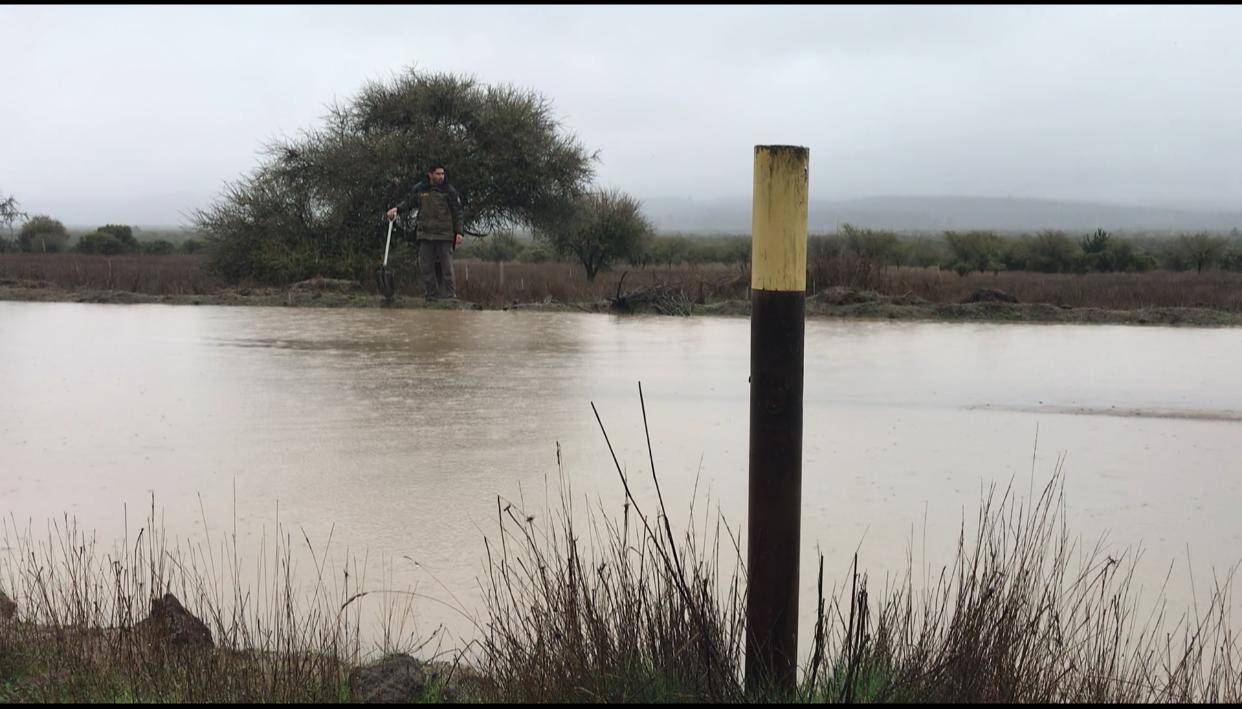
[745,144,808,697]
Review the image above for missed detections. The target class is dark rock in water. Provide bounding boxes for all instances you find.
[350,654,434,703]
[0,589,16,620]
[135,593,213,649]
[964,288,1018,304]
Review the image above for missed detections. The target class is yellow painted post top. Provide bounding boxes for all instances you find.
[751,145,808,292]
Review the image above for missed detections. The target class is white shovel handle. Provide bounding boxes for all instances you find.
[383,218,394,267]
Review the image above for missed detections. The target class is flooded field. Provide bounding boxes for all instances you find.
[2,301,1240,654]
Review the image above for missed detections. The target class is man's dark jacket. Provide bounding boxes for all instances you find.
[393,180,462,242]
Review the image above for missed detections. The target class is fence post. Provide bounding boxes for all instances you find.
[745,144,808,697]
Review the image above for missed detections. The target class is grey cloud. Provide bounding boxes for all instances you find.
[2,5,1240,226]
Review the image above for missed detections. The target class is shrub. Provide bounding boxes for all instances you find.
[18,215,70,253]
[536,188,652,281]
[943,230,1004,275]
[140,240,177,255]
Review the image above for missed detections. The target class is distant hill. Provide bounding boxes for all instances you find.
[639,195,1242,235]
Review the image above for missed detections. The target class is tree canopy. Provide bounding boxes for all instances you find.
[537,188,653,281]
[18,215,69,253]
[76,224,140,255]
[194,69,598,284]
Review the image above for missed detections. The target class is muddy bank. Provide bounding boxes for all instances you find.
[1,280,1240,326]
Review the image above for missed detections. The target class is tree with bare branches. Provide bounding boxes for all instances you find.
[0,191,26,252]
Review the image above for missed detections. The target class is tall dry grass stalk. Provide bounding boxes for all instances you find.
[838,266,1242,312]
[803,459,1242,702]
[6,251,1241,312]
[478,386,1242,702]
[0,495,428,702]
[3,392,1239,702]
[0,254,223,295]
[477,391,747,702]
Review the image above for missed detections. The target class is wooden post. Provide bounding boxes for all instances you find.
[745,145,808,697]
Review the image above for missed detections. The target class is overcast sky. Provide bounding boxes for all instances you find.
[3,5,1242,226]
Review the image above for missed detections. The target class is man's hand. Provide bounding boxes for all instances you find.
[385,207,398,221]
[454,233,463,247]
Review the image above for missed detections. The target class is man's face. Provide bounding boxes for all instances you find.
[428,168,446,185]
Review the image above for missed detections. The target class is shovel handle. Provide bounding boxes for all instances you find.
[383,218,394,267]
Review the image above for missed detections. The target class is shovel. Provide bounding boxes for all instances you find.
[376,218,396,301]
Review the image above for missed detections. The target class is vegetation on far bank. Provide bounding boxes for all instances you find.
[3,250,1242,327]
[7,66,1241,290]
[2,66,1240,323]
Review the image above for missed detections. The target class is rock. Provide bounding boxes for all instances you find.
[963,288,1018,304]
[0,589,16,620]
[134,593,213,649]
[350,654,434,703]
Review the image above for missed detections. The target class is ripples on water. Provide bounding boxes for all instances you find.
[1,301,1240,649]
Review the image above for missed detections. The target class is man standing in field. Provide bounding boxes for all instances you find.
[386,163,464,300]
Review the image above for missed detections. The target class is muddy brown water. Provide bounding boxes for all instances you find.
[2,301,1240,656]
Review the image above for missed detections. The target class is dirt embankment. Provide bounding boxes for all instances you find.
[1,278,1240,326]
